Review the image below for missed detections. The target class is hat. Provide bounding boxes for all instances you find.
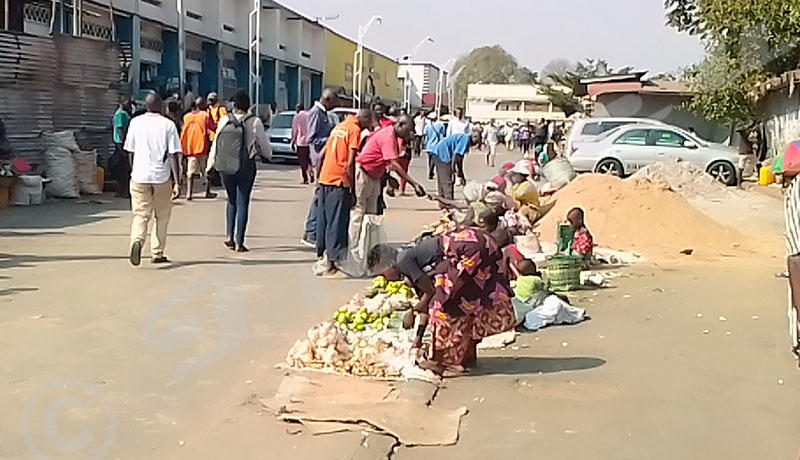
[487,176,506,192]
[501,161,515,171]
[485,191,507,209]
[427,112,437,120]
[207,92,219,101]
[462,181,488,203]
[509,160,532,176]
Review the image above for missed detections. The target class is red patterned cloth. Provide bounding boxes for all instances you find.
[572,228,593,256]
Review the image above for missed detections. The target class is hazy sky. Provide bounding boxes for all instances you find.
[282,0,705,74]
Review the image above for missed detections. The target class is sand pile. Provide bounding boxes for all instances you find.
[630,159,729,200]
[536,174,743,258]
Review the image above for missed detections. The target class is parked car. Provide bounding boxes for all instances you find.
[566,117,665,157]
[568,124,739,185]
[332,107,358,123]
[266,111,296,163]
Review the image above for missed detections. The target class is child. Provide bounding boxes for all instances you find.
[567,207,593,263]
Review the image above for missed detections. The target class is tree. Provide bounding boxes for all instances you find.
[450,45,538,108]
[541,58,634,117]
[540,59,574,84]
[665,0,800,124]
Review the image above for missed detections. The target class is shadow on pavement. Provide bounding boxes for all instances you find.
[159,257,318,270]
[1,195,129,230]
[470,356,606,376]
[0,286,39,297]
[0,252,128,270]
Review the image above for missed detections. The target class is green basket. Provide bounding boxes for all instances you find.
[545,255,582,292]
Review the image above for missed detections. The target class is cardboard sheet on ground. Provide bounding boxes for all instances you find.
[280,401,467,446]
[264,372,464,446]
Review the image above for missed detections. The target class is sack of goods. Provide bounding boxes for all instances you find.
[10,175,43,206]
[45,146,79,198]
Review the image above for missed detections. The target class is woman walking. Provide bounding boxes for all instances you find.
[208,90,271,252]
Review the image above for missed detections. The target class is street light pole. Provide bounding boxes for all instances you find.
[435,58,455,118]
[177,0,185,97]
[353,15,382,109]
[248,0,262,114]
[402,36,434,112]
[447,65,466,115]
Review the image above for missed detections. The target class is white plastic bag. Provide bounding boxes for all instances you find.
[523,295,586,331]
[43,130,80,153]
[45,146,79,198]
[340,215,387,278]
[10,175,43,206]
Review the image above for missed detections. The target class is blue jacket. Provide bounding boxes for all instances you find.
[307,102,332,167]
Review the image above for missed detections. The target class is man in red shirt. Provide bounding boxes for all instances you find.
[315,109,375,275]
[351,114,425,249]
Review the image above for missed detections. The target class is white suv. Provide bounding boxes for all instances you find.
[566,117,665,157]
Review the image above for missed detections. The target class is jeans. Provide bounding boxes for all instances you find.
[426,152,436,179]
[303,186,319,243]
[221,159,257,246]
[433,156,454,200]
[316,184,351,262]
[296,146,312,184]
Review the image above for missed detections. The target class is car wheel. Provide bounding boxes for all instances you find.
[707,161,737,186]
[595,158,624,177]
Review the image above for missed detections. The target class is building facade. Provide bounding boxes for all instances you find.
[398,62,447,111]
[20,0,326,111]
[323,30,400,107]
[466,84,566,123]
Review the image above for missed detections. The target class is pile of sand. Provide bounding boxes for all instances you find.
[536,174,743,259]
[630,159,729,200]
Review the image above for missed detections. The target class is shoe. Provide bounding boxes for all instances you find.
[224,239,236,250]
[235,245,250,253]
[204,192,218,199]
[300,238,316,249]
[152,256,171,264]
[129,241,142,266]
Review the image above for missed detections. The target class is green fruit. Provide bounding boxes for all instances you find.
[355,324,365,331]
[390,313,397,319]
[382,317,390,325]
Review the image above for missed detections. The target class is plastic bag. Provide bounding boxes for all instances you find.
[43,130,80,153]
[73,149,101,195]
[10,175,43,206]
[45,146,79,198]
[340,215,387,278]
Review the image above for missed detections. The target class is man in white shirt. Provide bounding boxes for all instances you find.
[446,107,472,137]
[124,92,182,266]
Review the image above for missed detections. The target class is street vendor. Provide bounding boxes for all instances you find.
[567,207,594,263]
[407,227,516,376]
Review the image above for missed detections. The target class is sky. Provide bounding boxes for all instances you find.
[281,0,706,74]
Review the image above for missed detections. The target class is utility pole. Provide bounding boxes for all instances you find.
[248,0,262,113]
[353,15,381,109]
[177,0,185,97]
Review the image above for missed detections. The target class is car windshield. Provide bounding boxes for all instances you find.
[271,114,294,129]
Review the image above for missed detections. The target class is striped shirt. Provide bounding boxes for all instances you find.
[785,175,800,256]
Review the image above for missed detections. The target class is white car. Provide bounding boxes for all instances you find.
[569,124,739,185]
[566,117,665,156]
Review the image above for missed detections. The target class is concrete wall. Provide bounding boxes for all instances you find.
[760,87,800,159]
[594,93,731,144]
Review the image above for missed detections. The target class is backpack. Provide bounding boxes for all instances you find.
[214,114,254,175]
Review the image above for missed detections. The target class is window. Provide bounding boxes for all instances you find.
[271,114,294,129]
[141,0,162,5]
[649,129,687,148]
[580,122,601,136]
[498,102,521,111]
[598,121,631,133]
[186,10,202,21]
[222,24,235,32]
[614,129,649,146]
[301,51,311,59]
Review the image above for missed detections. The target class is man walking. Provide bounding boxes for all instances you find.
[485,119,500,168]
[315,109,374,276]
[429,132,480,202]
[111,96,133,198]
[351,114,425,249]
[180,97,217,201]
[207,92,227,140]
[301,88,339,247]
[291,104,312,184]
[124,92,182,266]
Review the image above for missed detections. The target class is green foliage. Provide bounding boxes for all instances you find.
[450,46,538,108]
[665,0,800,124]
[541,58,634,117]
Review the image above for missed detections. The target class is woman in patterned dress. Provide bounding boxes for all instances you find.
[412,226,516,375]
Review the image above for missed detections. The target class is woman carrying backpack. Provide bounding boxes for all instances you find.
[207,90,272,252]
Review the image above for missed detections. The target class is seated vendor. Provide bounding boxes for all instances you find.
[567,207,594,263]
[508,160,542,226]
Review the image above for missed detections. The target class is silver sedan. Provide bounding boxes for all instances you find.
[568,125,740,185]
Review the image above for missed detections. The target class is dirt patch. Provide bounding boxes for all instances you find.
[630,159,730,200]
[536,174,744,259]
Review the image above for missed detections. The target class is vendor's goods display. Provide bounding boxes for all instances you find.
[286,276,418,378]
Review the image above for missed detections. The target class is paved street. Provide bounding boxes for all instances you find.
[2,150,800,460]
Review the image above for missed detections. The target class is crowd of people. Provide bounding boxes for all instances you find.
[113,89,272,264]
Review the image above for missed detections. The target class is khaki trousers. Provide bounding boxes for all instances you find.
[130,181,173,257]
[349,167,382,250]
